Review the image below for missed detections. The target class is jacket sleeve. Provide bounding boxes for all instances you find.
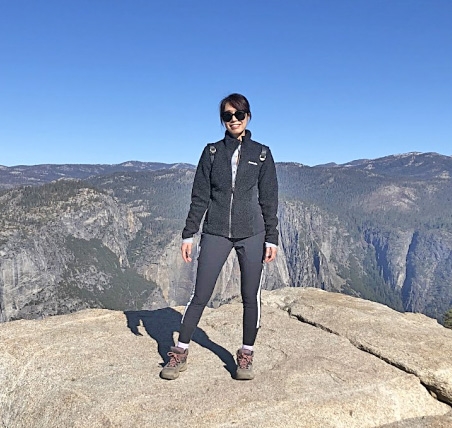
[258,147,279,245]
[182,145,212,240]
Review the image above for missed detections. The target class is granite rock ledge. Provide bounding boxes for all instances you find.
[1,288,452,428]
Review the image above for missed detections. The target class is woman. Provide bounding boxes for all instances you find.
[160,93,278,381]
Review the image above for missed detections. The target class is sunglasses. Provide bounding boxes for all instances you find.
[221,110,247,122]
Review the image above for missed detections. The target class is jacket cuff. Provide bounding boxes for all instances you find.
[265,242,277,248]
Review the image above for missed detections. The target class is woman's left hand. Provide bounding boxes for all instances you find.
[264,246,278,263]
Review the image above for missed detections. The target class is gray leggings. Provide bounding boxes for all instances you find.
[179,232,265,346]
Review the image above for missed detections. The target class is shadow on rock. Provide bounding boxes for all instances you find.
[124,308,236,376]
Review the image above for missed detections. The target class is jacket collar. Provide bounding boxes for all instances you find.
[224,129,252,147]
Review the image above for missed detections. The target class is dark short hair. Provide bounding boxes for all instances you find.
[219,93,252,124]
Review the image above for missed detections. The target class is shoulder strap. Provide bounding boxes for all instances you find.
[209,145,217,164]
[259,145,267,162]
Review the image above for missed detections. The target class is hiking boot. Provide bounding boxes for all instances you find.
[160,346,188,380]
[235,348,255,380]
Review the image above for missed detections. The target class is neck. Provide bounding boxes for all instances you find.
[230,130,246,141]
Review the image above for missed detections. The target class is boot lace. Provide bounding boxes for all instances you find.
[166,351,184,368]
[237,352,253,369]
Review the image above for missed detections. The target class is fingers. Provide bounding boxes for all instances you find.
[181,242,193,263]
[264,246,277,263]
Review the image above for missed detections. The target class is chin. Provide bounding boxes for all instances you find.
[228,127,244,136]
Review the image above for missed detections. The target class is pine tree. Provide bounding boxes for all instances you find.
[444,308,452,329]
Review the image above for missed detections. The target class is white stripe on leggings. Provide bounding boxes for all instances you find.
[181,281,196,324]
[256,263,265,328]
[181,241,200,324]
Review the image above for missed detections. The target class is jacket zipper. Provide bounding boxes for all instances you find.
[228,143,241,238]
[228,188,234,238]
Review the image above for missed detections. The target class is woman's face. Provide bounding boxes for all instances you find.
[222,102,249,139]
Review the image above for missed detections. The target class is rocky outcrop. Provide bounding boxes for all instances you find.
[1,288,452,428]
[265,288,452,404]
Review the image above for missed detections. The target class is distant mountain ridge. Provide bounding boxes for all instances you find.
[2,152,451,191]
[317,152,452,179]
[0,161,195,190]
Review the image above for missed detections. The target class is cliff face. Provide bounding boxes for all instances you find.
[1,153,452,322]
[278,199,355,291]
[0,183,163,322]
[402,230,452,315]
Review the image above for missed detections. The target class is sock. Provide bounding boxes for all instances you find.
[177,341,189,350]
[242,344,253,352]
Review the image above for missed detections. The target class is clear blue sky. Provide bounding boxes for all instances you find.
[1,0,451,167]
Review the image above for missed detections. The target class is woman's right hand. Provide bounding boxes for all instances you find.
[181,242,193,263]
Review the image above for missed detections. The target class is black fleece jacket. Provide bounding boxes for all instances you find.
[182,130,279,245]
